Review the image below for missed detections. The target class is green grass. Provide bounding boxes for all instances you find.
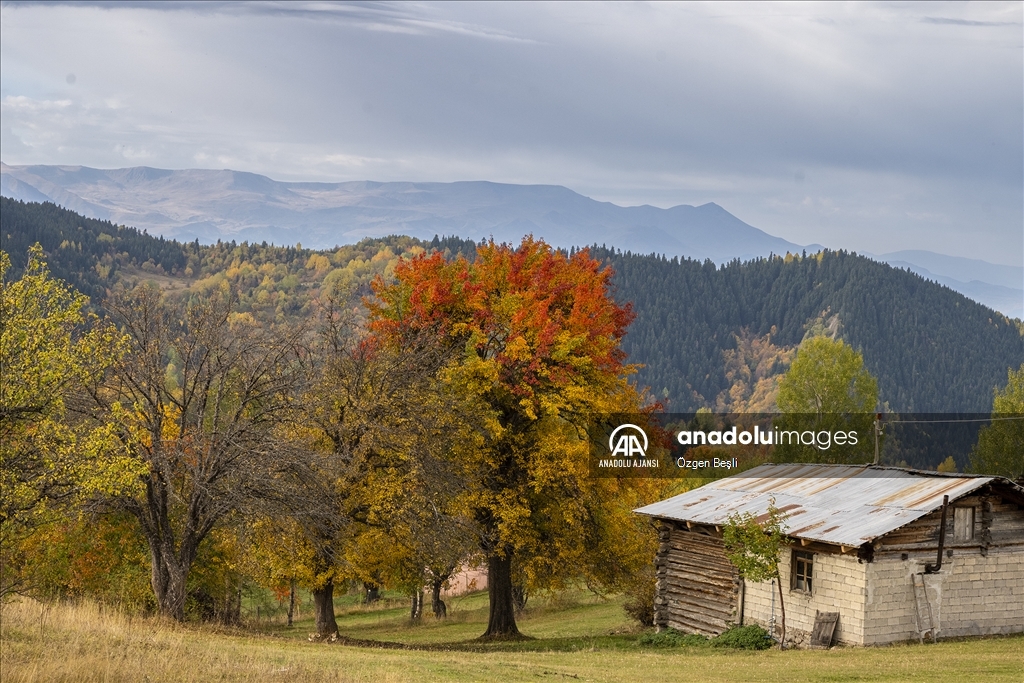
[266,589,637,649]
[2,594,1021,682]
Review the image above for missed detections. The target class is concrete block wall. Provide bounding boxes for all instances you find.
[865,547,1024,644]
[742,549,868,646]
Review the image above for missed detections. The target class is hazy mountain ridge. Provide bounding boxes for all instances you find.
[0,163,801,262]
[2,163,1020,317]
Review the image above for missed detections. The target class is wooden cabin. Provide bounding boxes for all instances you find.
[635,464,1024,646]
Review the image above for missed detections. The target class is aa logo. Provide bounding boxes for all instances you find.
[608,424,648,458]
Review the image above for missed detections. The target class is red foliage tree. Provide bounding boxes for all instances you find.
[370,237,640,638]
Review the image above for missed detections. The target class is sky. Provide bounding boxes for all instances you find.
[1,1,1021,265]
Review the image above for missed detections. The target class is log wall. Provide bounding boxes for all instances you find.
[874,493,1024,559]
[654,522,739,636]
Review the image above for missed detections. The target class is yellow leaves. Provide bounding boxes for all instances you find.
[517,397,539,421]
[305,254,331,275]
[548,329,585,364]
[160,403,183,443]
[443,352,499,399]
[243,518,319,588]
[1,246,137,529]
[341,526,416,587]
[504,334,530,362]
[108,401,149,450]
[227,310,255,330]
[370,246,396,264]
[531,421,589,489]
[715,329,795,412]
[77,422,147,498]
[490,489,534,547]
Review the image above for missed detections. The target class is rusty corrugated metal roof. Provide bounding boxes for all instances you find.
[634,464,999,547]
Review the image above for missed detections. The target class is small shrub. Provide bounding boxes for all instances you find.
[710,625,773,650]
[622,569,655,627]
[637,628,709,648]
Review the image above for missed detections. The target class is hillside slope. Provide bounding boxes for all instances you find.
[3,199,1020,416]
[597,248,1023,413]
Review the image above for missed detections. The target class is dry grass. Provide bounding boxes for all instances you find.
[2,597,1022,682]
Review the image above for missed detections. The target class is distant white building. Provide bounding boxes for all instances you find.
[635,464,1024,647]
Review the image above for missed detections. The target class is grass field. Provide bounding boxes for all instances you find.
[2,591,1021,682]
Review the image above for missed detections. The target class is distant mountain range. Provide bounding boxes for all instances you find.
[868,251,1022,320]
[2,163,1021,318]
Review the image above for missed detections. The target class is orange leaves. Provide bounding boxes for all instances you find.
[370,237,633,413]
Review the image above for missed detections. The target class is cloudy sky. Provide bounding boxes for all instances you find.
[1,1,1021,264]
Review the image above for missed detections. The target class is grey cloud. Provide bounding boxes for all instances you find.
[3,1,537,41]
[921,17,1019,27]
[0,1,1020,264]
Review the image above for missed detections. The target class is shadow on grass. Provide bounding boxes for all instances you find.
[307,631,651,653]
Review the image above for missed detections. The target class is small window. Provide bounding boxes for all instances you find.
[953,507,975,542]
[792,550,813,593]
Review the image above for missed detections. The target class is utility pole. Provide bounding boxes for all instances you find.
[873,412,882,465]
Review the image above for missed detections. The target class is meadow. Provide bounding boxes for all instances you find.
[2,590,1021,683]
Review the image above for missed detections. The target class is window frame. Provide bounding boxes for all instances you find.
[791,549,814,594]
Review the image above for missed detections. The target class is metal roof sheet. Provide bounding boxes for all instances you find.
[634,464,999,547]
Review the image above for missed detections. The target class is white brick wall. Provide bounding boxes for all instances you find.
[864,547,1024,644]
[739,545,1024,647]
[742,550,868,646]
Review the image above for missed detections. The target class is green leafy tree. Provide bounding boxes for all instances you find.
[775,336,878,463]
[970,364,1024,479]
[722,497,789,648]
[0,246,137,598]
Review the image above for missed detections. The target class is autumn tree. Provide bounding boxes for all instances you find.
[291,289,477,637]
[369,237,643,638]
[722,497,790,648]
[0,246,136,598]
[339,454,479,622]
[93,284,305,620]
[970,364,1024,479]
[243,517,315,627]
[775,335,878,463]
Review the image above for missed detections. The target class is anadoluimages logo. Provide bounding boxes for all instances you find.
[608,424,648,457]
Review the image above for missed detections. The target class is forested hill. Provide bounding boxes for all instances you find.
[0,197,193,304]
[595,248,1023,412]
[3,198,1021,413]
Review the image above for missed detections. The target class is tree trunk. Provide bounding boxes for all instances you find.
[776,573,787,649]
[221,578,241,625]
[149,542,188,621]
[313,578,338,636]
[410,590,425,620]
[431,578,447,619]
[160,568,188,621]
[512,583,528,613]
[287,577,296,627]
[482,551,520,638]
[149,545,170,610]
